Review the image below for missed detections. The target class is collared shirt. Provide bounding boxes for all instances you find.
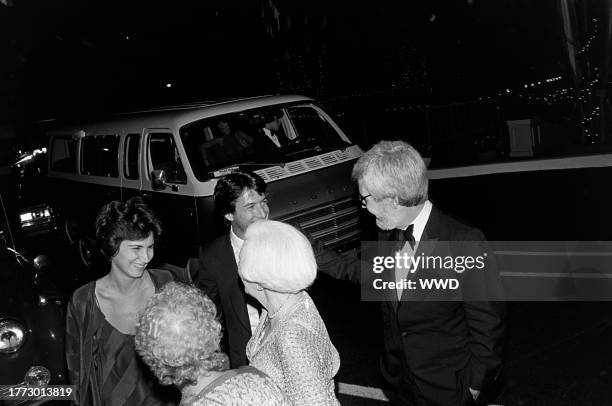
[229,227,260,334]
[262,128,281,148]
[408,200,433,251]
[395,200,433,300]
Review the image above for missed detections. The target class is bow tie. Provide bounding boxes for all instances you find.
[390,224,416,251]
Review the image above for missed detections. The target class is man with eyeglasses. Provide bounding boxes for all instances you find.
[317,141,506,406]
[189,171,270,368]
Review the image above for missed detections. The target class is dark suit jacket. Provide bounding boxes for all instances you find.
[317,206,506,406]
[253,129,288,160]
[190,233,252,368]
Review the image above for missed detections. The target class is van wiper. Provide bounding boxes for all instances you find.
[210,162,287,178]
[238,161,287,168]
[285,144,351,157]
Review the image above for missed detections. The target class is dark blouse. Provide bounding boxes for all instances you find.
[89,302,177,405]
[66,268,188,406]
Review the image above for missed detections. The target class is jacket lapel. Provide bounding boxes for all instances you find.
[221,234,252,333]
[81,284,103,405]
[398,206,442,303]
[376,232,402,304]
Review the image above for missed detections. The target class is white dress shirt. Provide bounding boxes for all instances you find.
[395,200,433,299]
[229,227,260,334]
[409,199,433,249]
[262,128,281,148]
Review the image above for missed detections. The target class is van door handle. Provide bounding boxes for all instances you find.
[141,192,152,199]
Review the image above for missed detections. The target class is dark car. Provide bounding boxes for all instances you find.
[0,189,68,404]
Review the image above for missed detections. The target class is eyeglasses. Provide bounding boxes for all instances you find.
[358,193,372,208]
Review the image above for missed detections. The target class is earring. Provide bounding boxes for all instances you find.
[256,284,264,291]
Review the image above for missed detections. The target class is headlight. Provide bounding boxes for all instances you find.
[19,205,54,228]
[0,319,27,354]
[24,366,51,386]
[18,204,56,235]
[19,207,52,227]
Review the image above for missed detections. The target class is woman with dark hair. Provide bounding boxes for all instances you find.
[135,282,289,406]
[65,197,185,405]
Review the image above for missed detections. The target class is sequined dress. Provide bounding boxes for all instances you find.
[246,291,340,406]
[180,366,289,406]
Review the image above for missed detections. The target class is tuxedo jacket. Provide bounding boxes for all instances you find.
[317,206,506,406]
[191,233,252,368]
[253,128,288,160]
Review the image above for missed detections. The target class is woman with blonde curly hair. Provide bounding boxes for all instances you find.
[135,282,289,406]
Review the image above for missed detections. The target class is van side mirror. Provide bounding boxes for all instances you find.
[151,169,168,190]
[151,169,179,191]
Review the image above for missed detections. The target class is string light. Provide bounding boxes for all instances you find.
[576,18,598,56]
[323,19,601,126]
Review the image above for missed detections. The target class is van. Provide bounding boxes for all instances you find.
[44,95,363,267]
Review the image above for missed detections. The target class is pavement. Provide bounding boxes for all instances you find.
[310,275,612,406]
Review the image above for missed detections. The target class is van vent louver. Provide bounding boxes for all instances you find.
[287,162,307,173]
[304,158,324,169]
[254,145,362,182]
[320,153,339,165]
[265,166,287,179]
[336,149,351,160]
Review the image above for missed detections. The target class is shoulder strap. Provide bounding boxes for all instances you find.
[238,365,270,379]
[193,370,238,399]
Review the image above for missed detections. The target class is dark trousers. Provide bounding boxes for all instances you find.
[385,373,478,406]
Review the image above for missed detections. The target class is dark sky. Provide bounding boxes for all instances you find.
[1,0,572,125]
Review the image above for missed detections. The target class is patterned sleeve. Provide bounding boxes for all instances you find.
[275,322,338,406]
[186,371,289,406]
[65,296,82,405]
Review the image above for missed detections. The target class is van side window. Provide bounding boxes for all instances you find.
[124,134,140,180]
[148,133,187,184]
[81,135,119,177]
[50,136,77,173]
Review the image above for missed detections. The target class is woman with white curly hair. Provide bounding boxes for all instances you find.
[135,282,289,406]
[239,220,340,406]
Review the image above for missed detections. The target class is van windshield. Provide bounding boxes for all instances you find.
[179,104,352,181]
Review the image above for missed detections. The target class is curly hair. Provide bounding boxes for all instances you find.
[135,282,229,387]
[95,197,162,259]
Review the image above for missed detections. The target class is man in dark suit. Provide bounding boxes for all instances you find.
[190,171,269,368]
[317,141,506,405]
[253,111,289,159]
